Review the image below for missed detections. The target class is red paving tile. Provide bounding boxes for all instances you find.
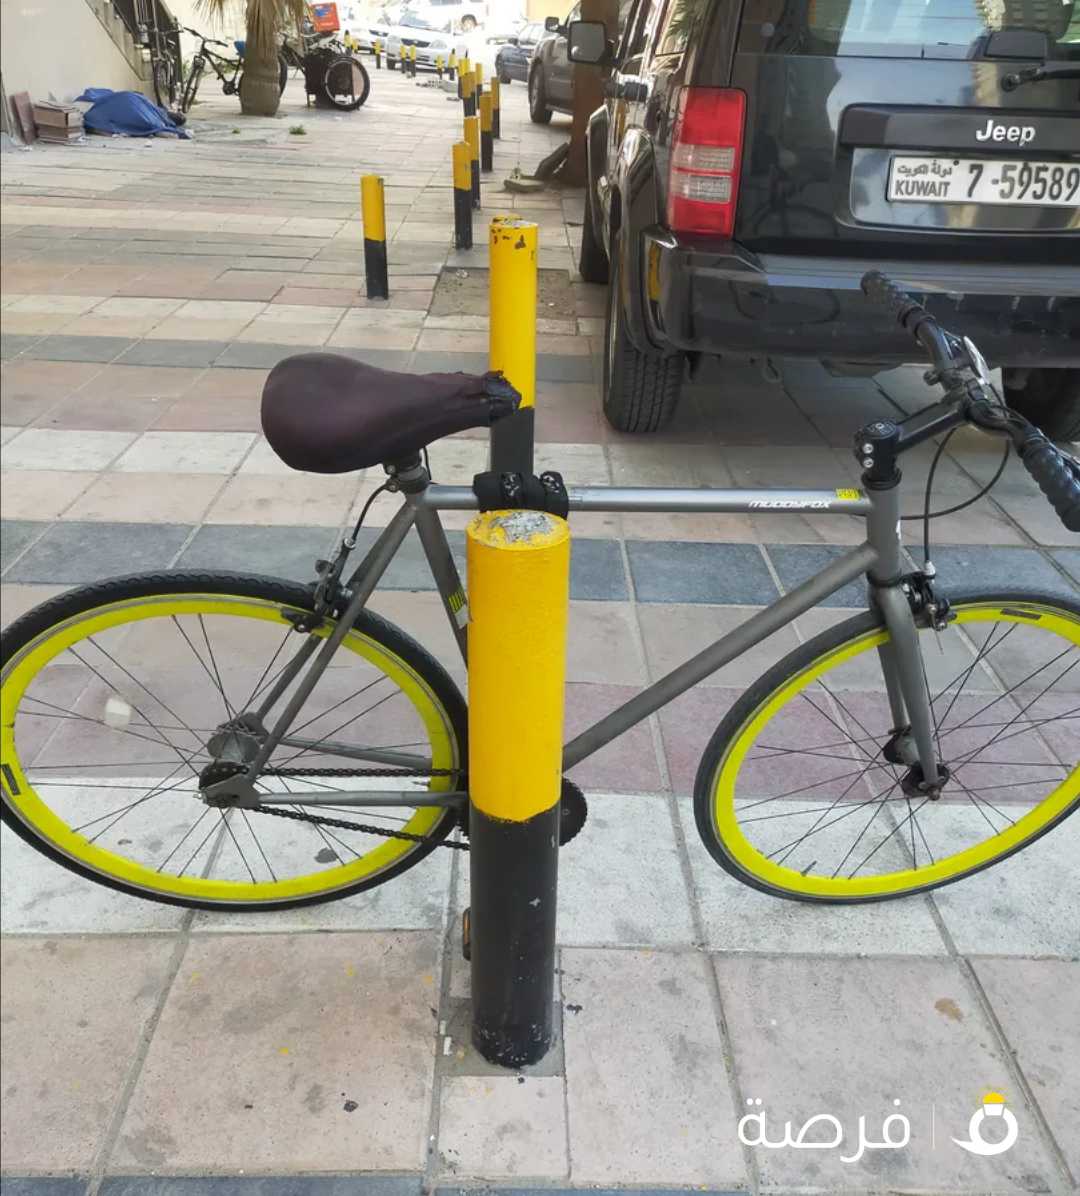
[75,365,206,399]
[39,392,175,433]
[564,683,665,793]
[153,394,263,431]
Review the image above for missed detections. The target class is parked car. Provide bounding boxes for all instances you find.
[404,0,486,32]
[571,0,1080,438]
[528,1,631,123]
[495,22,544,83]
[383,12,465,68]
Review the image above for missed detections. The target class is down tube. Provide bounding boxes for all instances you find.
[562,542,879,769]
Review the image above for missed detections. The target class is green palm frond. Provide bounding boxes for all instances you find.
[197,0,306,58]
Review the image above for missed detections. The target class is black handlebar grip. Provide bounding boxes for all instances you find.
[1019,432,1080,533]
[860,271,929,336]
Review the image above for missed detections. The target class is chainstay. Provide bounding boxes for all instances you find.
[250,803,469,850]
[262,766,461,778]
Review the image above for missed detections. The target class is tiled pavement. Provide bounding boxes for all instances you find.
[2,68,1079,1196]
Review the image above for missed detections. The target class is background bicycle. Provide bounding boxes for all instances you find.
[174,26,289,116]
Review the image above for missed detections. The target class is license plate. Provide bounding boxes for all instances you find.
[888,155,1080,207]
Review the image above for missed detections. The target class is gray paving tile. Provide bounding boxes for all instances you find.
[932,544,1077,596]
[765,543,866,608]
[117,340,230,368]
[216,342,322,369]
[176,524,338,582]
[333,348,415,372]
[100,1180,421,1196]
[1,333,42,359]
[537,354,594,383]
[26,335,134,363]
[971,958,1080,1180]
[409,351,490,376]
[1050,547,1080,585]
[715,955,1060,1191]
[0,1182,87,1196]
[566,536,627,601]
[5,521,191,584]
[1,521,47,575]
[627,541,777,605]
[436,1190,741,1196]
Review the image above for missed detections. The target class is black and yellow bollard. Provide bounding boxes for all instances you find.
[479,93,493,173]
[461,60,475,116]
[409,44,417,76]
[490,76,500,140]
[489,217,537,472]
[435,54,443,80]
[452,141,473,250]
[361,174,389,300]
[448,50,457,82]
[464,115,481,211]
[474,61,484,103]
[373,39,382,68]
[398,44,406,72]
[459,54,471,104]
[467,508,569,1068]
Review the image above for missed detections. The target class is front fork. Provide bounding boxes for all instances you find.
[863,427,945,793]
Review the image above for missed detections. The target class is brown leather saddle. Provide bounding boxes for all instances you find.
[261,352,519,473]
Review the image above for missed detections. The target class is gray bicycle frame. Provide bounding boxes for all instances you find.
[244,467,942,811]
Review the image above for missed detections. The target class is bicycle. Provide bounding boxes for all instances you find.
[176,27,288,115]
[280,29,372,110]
[144,13,184,112]
[2,274,1077,911]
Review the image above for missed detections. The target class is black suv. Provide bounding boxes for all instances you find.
[570,0,1080,438]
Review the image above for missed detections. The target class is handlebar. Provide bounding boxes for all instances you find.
[181,25,230,47]
[860,270,1080,532]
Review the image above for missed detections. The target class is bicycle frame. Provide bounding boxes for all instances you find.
[233,467,944,811]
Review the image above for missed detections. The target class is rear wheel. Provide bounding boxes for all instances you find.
[323,55,371,110]
[1003,368,1080,442]
[528,66,552,124]
[602,248,684,433]
[578,175,609,285]
[1,573,466,911]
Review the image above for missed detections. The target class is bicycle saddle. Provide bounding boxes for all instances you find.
[261,352,519,473]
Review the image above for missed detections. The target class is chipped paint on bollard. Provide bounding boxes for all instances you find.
[467,509,568,1067]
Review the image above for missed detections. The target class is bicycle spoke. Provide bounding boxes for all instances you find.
[847,795,929,877]
[240,810,278,883]
[198,615,236,722]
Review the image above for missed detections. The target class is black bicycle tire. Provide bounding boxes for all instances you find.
[322,55,371,110]
[0,571,468,912]
[692,587,1080,904]
[152,57,177,109]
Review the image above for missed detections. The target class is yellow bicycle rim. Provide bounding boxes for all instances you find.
[709,600,1080,899]
[1,593,457,904]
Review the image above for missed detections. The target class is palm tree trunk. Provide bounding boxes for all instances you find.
[239,45,282,115]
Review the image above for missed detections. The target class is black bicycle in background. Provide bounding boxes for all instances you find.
[171,26,289,115]
[281,27,371,111]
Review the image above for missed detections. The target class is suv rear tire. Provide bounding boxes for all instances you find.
[528,67,552,124]
[602,250,684,433]
[578,180,609,285]
[1003,368,1080,442]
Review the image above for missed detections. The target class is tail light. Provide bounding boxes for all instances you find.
[666,87,746,237]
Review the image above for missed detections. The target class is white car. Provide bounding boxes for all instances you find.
[404,0,486,33]
[383,12,466,68]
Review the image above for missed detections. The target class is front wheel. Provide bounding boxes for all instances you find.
[1,573,466,911]
[322,54,371,110]
[602,248,684,433]
[152,56,178,109]
[693,590,1079,903]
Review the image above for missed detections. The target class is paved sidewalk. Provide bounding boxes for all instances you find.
[2,66,1078,1196]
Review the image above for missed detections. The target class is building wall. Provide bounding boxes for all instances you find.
[1,0,144,105]
[525,0,570,20]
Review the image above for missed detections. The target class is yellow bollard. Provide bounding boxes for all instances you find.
[464,114,480,210]
[459,54,472,104]
[490,75,500,139]
[474,60,484,102]
[448,49,457,81]
[478,93,493,172]
[489,216,537,471]
[467,508,569,1067]
[409,43,417,75]
[360,174,389,300]
[452,140,473,249]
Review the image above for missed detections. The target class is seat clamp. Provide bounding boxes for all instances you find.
[472,470,570,520]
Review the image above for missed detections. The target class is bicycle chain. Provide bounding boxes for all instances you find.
[249,764,469,850]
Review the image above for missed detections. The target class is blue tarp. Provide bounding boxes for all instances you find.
[74,88,190,138]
